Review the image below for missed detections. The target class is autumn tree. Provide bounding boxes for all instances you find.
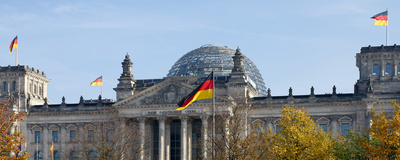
[73,108,146,160]
[363,100,400,159]
[209,98,271,160]
[332,130,369,160]
[0,99,29,160]
[266,105,335,160]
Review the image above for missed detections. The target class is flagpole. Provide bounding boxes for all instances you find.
[101,75,103,98]
[15,34,18,66]
[212,70,215,158]
[386,8,389,46]
[36,136,38,160]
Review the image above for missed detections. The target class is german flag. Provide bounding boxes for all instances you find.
[50,141,53,160]
[371,11,388,26]
[177,72,213,110]
[9,36,18,54]
[90,76,103,86]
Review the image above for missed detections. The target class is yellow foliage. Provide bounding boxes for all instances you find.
[364,100,400,159]
[0,100,29,160]
[269,105,335,160]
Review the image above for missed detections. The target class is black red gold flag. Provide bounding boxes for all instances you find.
[9,36,18,54]
[177,72,213,110]
[371,11,388,26]
[90,76,103,86]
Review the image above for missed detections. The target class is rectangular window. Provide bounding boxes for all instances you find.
[70,130,76,142]
[275,125,280,134]
[341,123,350,136]
[106,130,112,142]
[319,124,328,132]
[52,131,58,142]
[88,130,94,141]
[35,131,40,143]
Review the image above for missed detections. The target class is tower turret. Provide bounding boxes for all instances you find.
[355,45,400,96]
[114,53,136,101]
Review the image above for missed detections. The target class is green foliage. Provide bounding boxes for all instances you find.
[333,130,369,160]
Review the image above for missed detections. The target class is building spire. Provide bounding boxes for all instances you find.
[232,47,244,73]
[114,53,136,101]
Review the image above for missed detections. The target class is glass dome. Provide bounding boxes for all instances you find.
[167,44,267,96]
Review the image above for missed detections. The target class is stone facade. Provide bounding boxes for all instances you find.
[1,45,399,160]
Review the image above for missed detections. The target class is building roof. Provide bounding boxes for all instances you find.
[166,44,267,95]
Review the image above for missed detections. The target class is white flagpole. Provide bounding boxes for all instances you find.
[386,8,389,46]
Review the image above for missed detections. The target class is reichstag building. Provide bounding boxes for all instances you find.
[0,44,399,160]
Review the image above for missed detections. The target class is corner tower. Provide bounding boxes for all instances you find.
[114,53,136,101]
[0,65,50,112]
[355,45,400,96]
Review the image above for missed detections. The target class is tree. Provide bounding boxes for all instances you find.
[0,99,29,160]
[72,108,146,160]
[209,98,271,160]
[363,100,400,159]
[332,130,369,160]
[267,105,335,159]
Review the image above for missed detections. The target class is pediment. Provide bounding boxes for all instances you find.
[114,77,227,108]
[338,116,352,122]
[114,78,199,107]
[316,117,330,123]
[48,124,60,131]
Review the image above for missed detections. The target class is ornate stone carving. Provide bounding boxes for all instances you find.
[140,84,186,105]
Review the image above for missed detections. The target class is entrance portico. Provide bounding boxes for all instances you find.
[136,109,208,160]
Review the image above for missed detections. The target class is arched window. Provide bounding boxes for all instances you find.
[69,151,78,160]
[372,64,380,75]
[12,81,17,91]
[39,86,42,96]
[3,81,7,92]
[89,151,97,160]
[34,151,43,160]
[54,151,61,160]
[385,64,392,75]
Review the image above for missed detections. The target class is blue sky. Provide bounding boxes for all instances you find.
[1,0,398,103]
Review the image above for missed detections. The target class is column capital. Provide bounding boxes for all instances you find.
[138,117,146,122]
[157,116,167,122]
[200,114,209,121]
[180,115,189,122]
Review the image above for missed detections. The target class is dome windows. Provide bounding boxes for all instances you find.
[167,44,267,96]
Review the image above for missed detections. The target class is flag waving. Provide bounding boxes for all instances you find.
[177,72,213,110]
[371,11,388,26]
[90,76,103,86]
[9,36,18,54]
[50,141,53,160]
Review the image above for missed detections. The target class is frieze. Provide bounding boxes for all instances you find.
[142,109,203,116]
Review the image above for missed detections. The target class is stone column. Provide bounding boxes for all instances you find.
[43,124,49,160]
[187,118,193,160]
[265,118,273,130]
[181,116,188,160]
[165,119,171,160]
[60,123,66,159]
[201,114,208,160]
[158,116,166,160]
[331,116,338,138]
[138,117,146,160]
